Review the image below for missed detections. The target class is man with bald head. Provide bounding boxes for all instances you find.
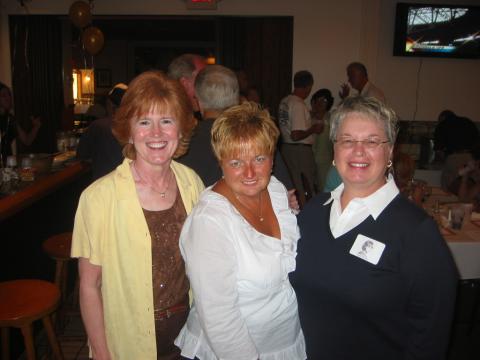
[339,62,385,103]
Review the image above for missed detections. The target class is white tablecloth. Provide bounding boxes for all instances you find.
[424,188,480,280]
[443,221,480,280]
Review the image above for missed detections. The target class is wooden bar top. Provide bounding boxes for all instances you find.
[0,161,90,222]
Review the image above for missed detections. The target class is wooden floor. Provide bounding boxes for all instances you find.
[18,314,89,360]
[17,281,480,359]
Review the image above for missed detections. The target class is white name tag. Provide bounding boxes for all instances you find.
[349,234,385,265]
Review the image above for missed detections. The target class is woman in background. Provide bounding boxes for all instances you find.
[72,71,204,360]
[176,102,306,360]
[0,82,41,164]
[392,151,424,206]
[311,88,334,192]
[291,96,457,360]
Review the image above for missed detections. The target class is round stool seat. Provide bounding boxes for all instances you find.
[0,280,60,327]
[42,233,72,260]
[0,280,64,359]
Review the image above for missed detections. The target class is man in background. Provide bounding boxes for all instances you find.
[76,83,127,181]
[278,70,321,206]
[434,110,480,190]
[339,62,386,103]
[167,53,207,121]
[434,109,479,160]
[178,64,293,191]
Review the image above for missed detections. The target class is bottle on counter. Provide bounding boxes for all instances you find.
[1,155,20,193]
[56,131,68,153]
[19,156,35,181]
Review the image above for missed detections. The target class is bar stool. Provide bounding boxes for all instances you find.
[0,279,64,360]
[42,232,74,304]
[42,232,79,332]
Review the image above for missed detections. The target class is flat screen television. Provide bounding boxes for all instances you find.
[393,3,480,59]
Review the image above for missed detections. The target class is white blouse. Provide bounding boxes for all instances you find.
[175,176,306,360]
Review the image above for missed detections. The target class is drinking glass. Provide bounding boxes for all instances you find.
[451,206,465,230]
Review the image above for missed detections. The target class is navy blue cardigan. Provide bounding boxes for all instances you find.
[290,193,458,360]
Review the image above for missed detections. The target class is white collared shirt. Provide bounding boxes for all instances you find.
[324,174,399,238]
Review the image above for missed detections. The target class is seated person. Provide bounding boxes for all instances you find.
[441,151,474,192]
[447,145,480,210]
[1,82,41,163]
[434,109,479,161]
[392,152,423,206]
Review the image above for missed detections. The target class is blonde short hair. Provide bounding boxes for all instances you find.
[112,70,195,159]
[211,101,279,161]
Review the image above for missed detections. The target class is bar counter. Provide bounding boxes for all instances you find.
[0,161,90,222]
[1,161,91,282]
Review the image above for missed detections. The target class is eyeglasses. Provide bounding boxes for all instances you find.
[334,138,390,149]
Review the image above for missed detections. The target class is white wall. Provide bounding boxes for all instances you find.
[1,0,478,122]
[377,0,480,122]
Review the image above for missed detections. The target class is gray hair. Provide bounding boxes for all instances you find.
[329,96,398,144]
[194,65,239,111]
[167,54,205,80]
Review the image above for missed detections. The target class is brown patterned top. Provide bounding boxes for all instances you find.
[143,189,189,319]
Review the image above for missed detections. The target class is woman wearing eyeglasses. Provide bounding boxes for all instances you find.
[290,96,457,360]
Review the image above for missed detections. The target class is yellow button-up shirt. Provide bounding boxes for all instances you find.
[71,158,204,360]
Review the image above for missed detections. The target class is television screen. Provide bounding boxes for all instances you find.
[393,3,480,58]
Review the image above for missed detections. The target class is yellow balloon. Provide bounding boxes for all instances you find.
[82,26,105,55]
[69,1,91,29]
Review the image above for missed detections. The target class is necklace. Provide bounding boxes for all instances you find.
[234,190,264,222]
[133,161,172,198]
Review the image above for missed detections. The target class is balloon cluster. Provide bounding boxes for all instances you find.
[68,1,104,55]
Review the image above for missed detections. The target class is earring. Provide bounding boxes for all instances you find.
[332,160,336,166]
[387,160,393,168]
[128,138,133,144]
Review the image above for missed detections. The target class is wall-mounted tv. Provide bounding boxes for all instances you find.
[393,3,480,59]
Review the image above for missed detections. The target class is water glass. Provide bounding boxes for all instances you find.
[6,155,17,168]
[451,206,465,230]
[462,203,473,223]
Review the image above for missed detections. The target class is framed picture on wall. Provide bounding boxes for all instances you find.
[95,69,112,88]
